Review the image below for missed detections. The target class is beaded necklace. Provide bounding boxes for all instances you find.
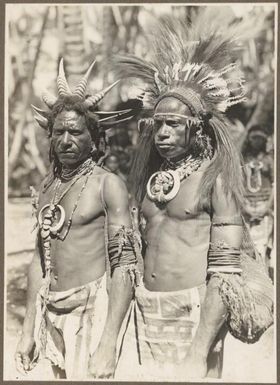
[60,157,93,181]
[147,155,203,203]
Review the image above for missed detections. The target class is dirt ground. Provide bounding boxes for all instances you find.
[4,199,276,382]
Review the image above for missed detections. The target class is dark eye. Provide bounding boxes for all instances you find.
[53,129,63,136]
[167,120,179,127]
[70,130,82,136]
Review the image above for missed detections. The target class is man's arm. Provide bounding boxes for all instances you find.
[15,238,44,374]
[88,173,137,379]
[186,175,243,377]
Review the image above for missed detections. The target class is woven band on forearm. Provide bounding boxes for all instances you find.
[212,215,243,227]
[108,226,138,275]
[207,243,242,274]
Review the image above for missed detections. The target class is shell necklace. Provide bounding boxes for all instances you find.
[147,155,203,203]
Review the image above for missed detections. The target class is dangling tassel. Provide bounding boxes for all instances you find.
[194,127,213,159]
[33,269,51,362]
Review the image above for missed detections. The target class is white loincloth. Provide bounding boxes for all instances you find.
[116,281,207,381]
[33,274,108,379]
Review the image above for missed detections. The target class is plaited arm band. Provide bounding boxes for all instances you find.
[108,225,140,286]
[207,241,242,274]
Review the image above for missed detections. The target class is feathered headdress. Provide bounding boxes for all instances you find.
[115,13,247,120]
[114,10,252,205]
[31,58,133,131]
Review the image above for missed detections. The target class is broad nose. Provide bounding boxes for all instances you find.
[156,124,170,141]
[61,131,71,146]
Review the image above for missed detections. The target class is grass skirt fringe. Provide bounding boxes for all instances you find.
[215,253,273,343]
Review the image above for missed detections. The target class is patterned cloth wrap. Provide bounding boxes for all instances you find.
[33,274,107,379]
[116,281,207,381]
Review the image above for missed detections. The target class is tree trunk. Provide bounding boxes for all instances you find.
[8,6,50,177]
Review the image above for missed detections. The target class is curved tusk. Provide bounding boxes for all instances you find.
[98,110,133,122]
[57,58,73,97]
[95,109,132,115]
[34,113,49,129]
[31,104,49,118]
[100,115,133,127]
[83,80,120,109]
[73,60,96,99]
[99,114,120,122]
[42,91,57,109]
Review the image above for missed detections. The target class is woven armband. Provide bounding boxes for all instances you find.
[207,241,242,274]
[210,252,274,344]
[108,226,140,286]
[212,215,243,227]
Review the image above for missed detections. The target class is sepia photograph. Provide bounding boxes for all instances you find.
[5,2,276,382]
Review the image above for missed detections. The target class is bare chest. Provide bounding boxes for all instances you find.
[39,175,103,226]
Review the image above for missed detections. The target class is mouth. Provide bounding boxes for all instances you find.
[59,151,77,155]
[156,143,174,150]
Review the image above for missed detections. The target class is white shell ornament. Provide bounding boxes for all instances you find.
[38,204,66,235]
[147,170,180,203]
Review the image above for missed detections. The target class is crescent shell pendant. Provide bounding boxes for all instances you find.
[147,170,181,203]
[38,204,66,234]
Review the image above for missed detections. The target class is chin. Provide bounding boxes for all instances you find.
[58,157,81,167]
[159,151,182,160]
[157,149,173,159]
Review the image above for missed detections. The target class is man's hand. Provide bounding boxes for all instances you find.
[15,335,36,375]
[88,344,116,379]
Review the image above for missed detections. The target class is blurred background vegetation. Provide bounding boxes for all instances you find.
[7,4,275,196]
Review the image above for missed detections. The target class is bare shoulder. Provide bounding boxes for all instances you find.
[212,174,239,216]
[103,172,128,196]
[91,164,108,178]
[102,172,129,209]
[86,165,109,188]
[88,166,125,188]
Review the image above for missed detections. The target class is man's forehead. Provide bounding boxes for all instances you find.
[53,110,85,126]
[153,113,187,122]
[154,97,192,116]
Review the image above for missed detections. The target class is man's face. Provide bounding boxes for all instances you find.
[248,132,267,152]
[154,97,192,160]
[105,155,119,172]
[52,110,92,167]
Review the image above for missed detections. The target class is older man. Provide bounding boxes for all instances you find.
[115,15,273,381]
[15,59,139,380]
